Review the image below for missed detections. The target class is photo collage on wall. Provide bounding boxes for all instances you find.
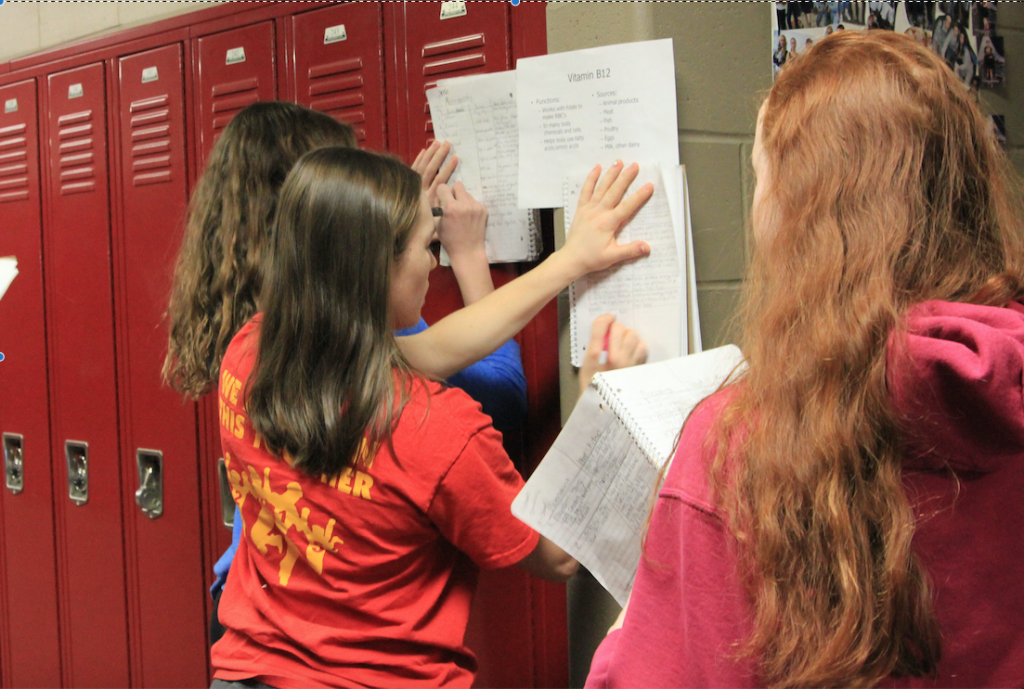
[772,2,1005,144]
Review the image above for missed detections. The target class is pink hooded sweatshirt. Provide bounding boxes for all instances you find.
[586,301,1024,688]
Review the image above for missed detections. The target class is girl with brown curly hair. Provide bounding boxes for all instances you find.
[587,30,1024,688]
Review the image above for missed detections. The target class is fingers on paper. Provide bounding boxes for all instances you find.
[607,322,648,370]
[417,140,451,187]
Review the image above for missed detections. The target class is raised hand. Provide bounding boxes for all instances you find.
[412,140,459,207]
[562,161,653,278]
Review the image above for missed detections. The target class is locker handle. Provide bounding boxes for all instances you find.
[65,440,88,505]
[135,449,163,519]
[217,457,234,529]
[4,433,24,494]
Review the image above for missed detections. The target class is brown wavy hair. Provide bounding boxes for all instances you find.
[714,31,1024,687]
[245,147,422,478]
[162,102,356,398]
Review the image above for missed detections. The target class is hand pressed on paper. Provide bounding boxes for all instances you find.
[436,182,492,305]
[563,161,654,278]
[412,140,459,207]
[578,313,648,396]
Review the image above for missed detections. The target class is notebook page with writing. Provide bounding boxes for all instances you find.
[512,345,746,606]
[593,345,745,470]
[512,387,660,605]
[426,72,541,264]
[565,164,683,367]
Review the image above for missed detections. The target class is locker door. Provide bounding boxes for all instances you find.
[290,2,387,151]
[193,18,278,597]
[116,44,208,688]
[195,21,277,164]
[44,62,130,688]
[397,1,511,157]
[0,78,62,689]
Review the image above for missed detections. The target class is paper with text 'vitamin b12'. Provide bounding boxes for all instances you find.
[516,38,679,209]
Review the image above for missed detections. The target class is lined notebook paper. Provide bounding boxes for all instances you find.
[566,164,692,367]
[512,345,745,606]
[426,71,542,264]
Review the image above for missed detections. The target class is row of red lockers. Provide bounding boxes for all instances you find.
[0,2,567,688]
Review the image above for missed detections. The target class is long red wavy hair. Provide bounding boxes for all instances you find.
[714,31,1024,687]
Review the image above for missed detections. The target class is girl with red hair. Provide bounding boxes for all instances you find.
[587,31,1024,688]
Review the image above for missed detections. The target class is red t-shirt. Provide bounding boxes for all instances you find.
[211,318,539,689]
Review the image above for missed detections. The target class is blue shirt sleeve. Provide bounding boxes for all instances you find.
[396,318,527,435]
[211,506,243,595]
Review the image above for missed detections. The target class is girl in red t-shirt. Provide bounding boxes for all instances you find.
[210,148,651,688]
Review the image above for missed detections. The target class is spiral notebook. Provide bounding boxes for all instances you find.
[426,71,542,264]
[566,164,698,368]
[512,345,745,606]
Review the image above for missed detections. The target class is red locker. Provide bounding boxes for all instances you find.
[289,2,387,151]
[0,78,63,689]
[192,18,280,607]
[114,44,208,688]
[194,21,277,164]
[43,62,130,686]
[389,1,511,159]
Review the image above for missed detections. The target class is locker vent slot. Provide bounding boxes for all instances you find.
[419,33,488,137]
[308,58,367,142]
[210,77,260,133]
[0,121,29,203]
[422,53,486,78]
[57,109,98,196]
[129,95,174,187]
[422,33,485,58]
[421,33,487,80]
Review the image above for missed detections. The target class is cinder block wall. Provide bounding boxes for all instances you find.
[547,2,1024,685]
[0,1,223,62]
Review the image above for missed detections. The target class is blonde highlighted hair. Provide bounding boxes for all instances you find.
[715,31,1024,687]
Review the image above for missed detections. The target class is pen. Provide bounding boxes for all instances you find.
[432,207,444,217]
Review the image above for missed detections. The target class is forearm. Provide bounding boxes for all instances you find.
[399,250,581,379]
[448,245,494,305]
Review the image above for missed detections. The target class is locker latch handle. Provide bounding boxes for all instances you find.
[4,433,24,494]
[135,449,163,519]
[65,441,88,505]
[217,457,234,529]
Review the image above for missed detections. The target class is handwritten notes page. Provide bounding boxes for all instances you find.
[511,345,746,606]
[516,38,679,208]
[426,71,541,263]
[566,164,683,367]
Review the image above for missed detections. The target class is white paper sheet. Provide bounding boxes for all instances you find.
[512,387,660,605]
[0,257,18,303]
[426,71,541,263]
[512,346,746,606]
[566,164,682,367]
[516,38,680,208]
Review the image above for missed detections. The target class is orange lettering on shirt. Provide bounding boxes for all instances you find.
[353,471,373,501]
[233,411,246,439]
[253,433,263,450]
[228,376,242,405]
[336,468,353,495]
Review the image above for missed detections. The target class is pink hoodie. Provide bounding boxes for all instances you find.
[586,301,1024,688]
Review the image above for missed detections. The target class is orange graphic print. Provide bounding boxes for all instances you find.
[225,455,345,586]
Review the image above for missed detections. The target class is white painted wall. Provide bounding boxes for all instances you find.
[0,1,224,63]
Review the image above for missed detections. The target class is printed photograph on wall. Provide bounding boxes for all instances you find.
[771,1,1007,144]
[772,1,1006,90]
